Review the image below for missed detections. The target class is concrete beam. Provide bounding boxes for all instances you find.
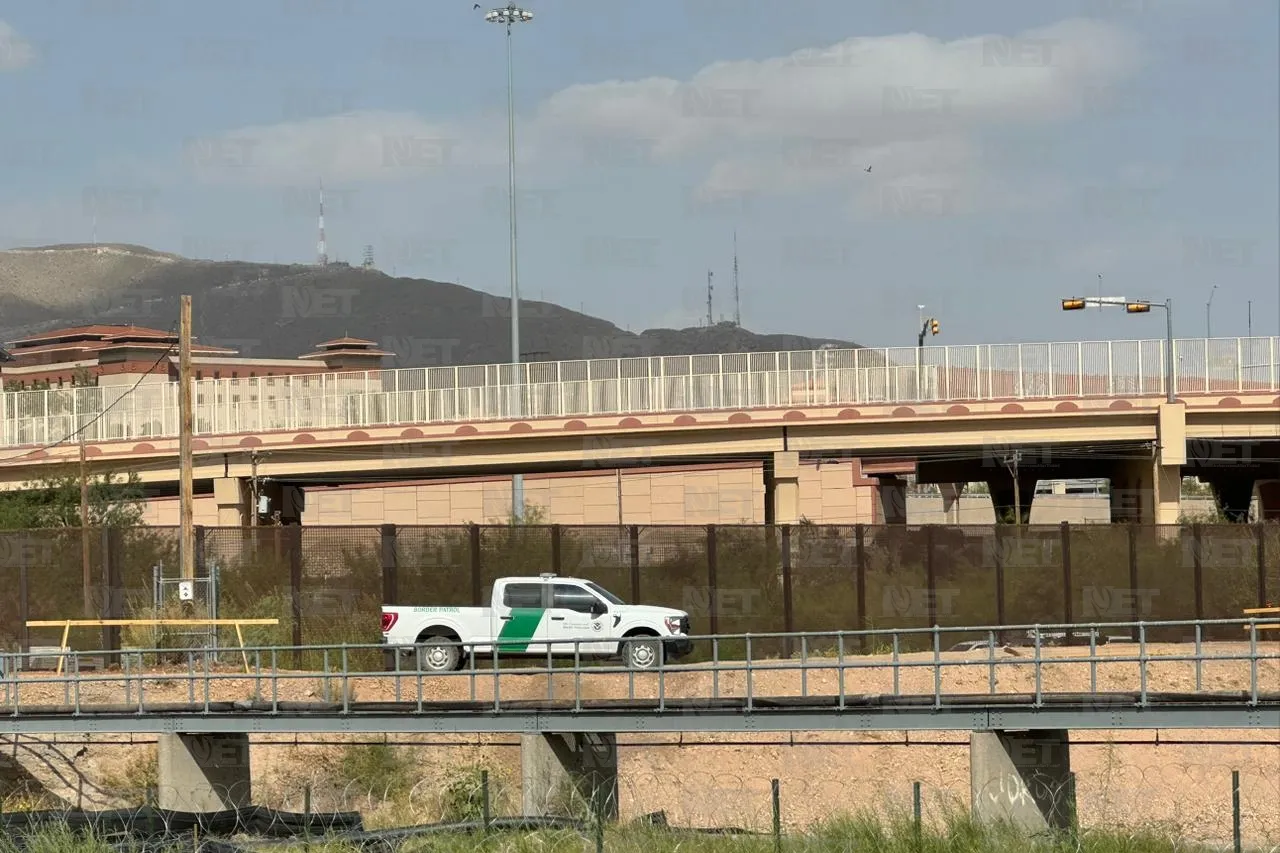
[970,729,1074,833]
[767,451,800,525]
[157,732,251,812]
[522,733,618,820]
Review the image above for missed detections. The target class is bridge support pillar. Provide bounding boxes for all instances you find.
[157,732,251,811]
[1257,481,1280,522]
[970,729,1073,833]
[766,451,800,525]
[213,477,249,526]
[875,476,908,524]
[521,733,618,820]
[938,483,965,523]
[1109,459,1181,524]
[987,476,1037,525]
[1209,474,1257,522]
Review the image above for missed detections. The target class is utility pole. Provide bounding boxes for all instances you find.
[79,430,92,618]
[1004,449,1023,526]
[249,449,261,528]
[179,295,194,581]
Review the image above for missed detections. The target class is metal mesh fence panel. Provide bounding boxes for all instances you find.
[556,525,632,602]
[201,526,297,651]
[477,525,554,606]
[394,525,473,609]
[298,527,383,667]
[1,522,1274,663]
[789,525,858,635]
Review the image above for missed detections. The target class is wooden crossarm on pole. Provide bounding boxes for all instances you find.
[24,619,279,675]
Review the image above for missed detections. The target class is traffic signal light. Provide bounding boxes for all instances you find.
[930,319,939,335]
[1061,298,1086,310]
[1125,302,1151,313]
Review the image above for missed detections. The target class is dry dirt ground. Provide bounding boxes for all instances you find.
[3,641,1278,846]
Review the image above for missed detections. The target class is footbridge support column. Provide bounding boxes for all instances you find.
[157,733,251,811]
[970,729,1074,833]
[213,477,249,527]
[521,733,618,820]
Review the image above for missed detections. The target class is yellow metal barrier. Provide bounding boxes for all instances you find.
[1242,607,1280,633]
[24,619,280,675]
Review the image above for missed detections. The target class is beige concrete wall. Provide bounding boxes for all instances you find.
[140,495,220,527]
[135,465,1242,528]
[797,461,878,524]
[301,463,765,526]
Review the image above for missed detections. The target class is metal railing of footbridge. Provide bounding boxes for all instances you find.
[3,337,1278,449]
[2,618,1277,734]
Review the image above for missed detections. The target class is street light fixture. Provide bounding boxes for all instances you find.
[485,1,534,518]
[1062,295,1176,404]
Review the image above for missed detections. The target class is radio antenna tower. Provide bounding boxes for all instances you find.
[706,270,714,327]
[317,179,328,267]
[732,230,740,327]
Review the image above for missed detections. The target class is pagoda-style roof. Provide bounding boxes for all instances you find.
[312,336,380,350]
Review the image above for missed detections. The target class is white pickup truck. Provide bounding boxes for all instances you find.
[380,574,693,671]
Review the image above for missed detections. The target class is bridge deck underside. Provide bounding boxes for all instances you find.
[4,692,1278,734]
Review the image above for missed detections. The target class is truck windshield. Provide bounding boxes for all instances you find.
[585,582,625,606]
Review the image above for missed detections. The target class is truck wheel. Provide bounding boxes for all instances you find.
[624,637,661,670]
[416,637,461,672]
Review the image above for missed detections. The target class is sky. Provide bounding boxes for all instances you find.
[0,0,1277,348]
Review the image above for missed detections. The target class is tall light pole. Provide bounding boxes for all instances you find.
[486,1,533,519]
[1205,284,1218,339]
[1063,295,1175,404]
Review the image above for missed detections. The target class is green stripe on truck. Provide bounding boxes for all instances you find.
[497,608,544,652]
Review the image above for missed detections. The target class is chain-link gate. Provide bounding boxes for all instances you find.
[151,561,222,659]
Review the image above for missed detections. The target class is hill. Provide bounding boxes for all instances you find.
[0,244,858,368]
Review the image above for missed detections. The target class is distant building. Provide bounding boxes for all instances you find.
[1,325,393,390]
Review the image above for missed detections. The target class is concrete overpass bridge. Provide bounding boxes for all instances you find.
[2,336,1277,525]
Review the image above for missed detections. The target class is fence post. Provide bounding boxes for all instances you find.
[469,524,482,607]
[1193,523,1204,622]
[289,525,303,666]
[855,524,867,654]
[1256,523,1267,609]
[380,524,398,604]
[18,564,29,655]
[628,525,641,604]
[771,777,781,853]
[925,526,937,628]
[781,525,794,656]
[1060,522,1073,637]
[1232,769,1242,853]
[1127,523,1139,643]
[994,524,1006,645]
[102,528,123,654]
[381,523,398,673]
[706,525,719,637]
[551,524,562,574]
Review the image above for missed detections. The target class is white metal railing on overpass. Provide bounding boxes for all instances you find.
[1,337,1277,450]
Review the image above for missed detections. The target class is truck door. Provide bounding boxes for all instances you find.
[547,583,611,654]
[493,581,551,655]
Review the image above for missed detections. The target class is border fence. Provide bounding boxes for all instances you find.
[1,522,1276,661]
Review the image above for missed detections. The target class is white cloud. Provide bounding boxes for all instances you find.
[0,21,37,70]
[528,18,1141,213]
[186,17,1142,216]
[181,110,508,187]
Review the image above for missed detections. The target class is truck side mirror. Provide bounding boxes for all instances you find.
[590,600,607,617]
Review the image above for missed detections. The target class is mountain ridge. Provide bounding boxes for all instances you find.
[0,243,859,367]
